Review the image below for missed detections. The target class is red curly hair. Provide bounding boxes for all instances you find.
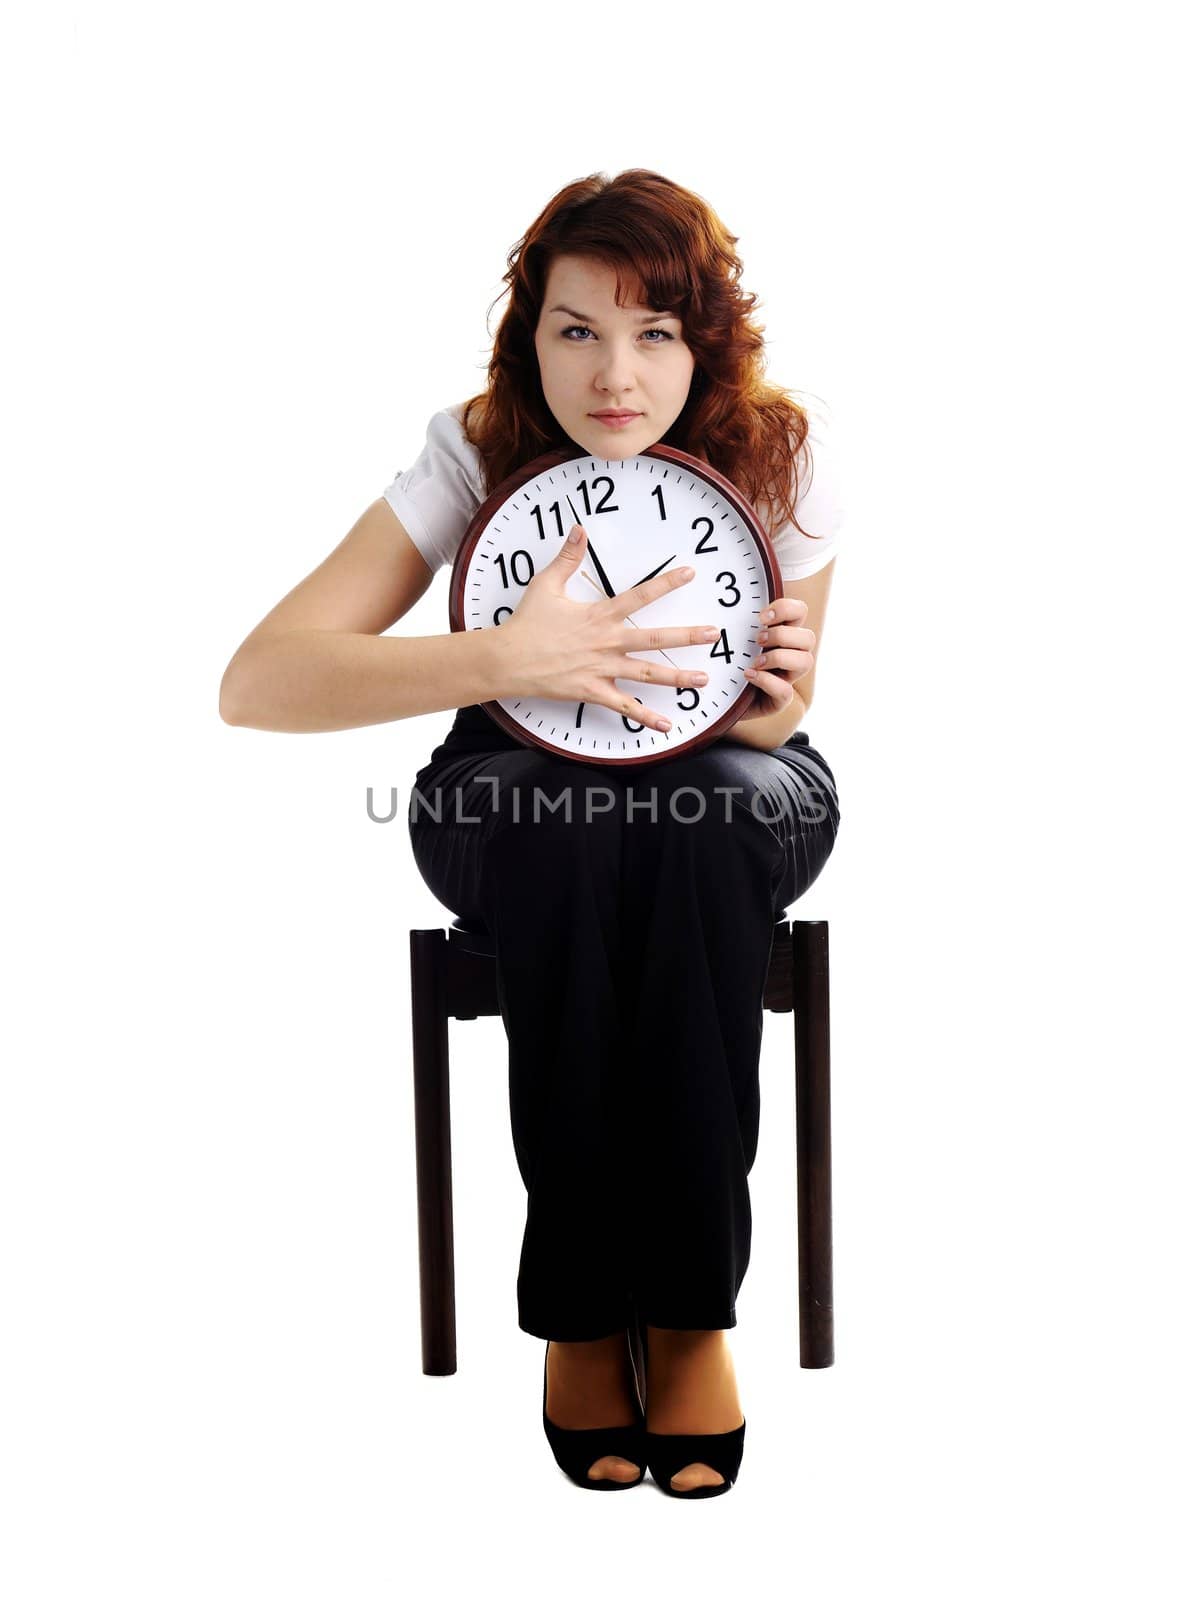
[459,168,820,541]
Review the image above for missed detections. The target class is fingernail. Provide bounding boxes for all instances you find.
[567,524,582,543]
[762,609,774,622]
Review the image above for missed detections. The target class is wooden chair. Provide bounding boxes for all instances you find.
[409,914,833,1374]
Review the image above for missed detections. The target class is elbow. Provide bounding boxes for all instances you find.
[219,654,252,725]
[219,678,242,726]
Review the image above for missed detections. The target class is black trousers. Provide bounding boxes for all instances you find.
[407,703,841,1342]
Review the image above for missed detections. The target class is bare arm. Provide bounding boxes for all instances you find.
[219,626,513,732]
[724,686,808,752]
[219,498,512,732]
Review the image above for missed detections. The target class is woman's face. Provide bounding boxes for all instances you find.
[533,254,696,459]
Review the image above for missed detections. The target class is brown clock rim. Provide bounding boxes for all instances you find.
[446,440,785,768]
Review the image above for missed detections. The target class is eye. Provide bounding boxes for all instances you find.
[560,324,675,343]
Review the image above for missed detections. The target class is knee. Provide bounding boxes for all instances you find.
[625,754,831,890]
[623,749,778,835]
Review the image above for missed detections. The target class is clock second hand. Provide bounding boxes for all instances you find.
[577,567,682,670]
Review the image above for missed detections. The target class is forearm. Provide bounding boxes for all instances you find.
[219,626,512,733]
[720,688,808,752]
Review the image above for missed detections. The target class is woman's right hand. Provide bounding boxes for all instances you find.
[489,522,722,734]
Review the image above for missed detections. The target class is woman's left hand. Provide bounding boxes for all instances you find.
[735,596,816,722]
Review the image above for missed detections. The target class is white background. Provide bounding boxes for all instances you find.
[3,2,1182,1595]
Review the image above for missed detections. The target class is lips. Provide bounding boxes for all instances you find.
[591,411,641,419]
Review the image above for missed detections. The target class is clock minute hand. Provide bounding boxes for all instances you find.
[583,537,617,599]
[564,498,617,598]
[578,567,681,671]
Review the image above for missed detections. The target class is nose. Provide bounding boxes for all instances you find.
[595,337,639,400]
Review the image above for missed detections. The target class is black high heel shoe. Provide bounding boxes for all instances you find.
[643,1417,747,1499]
[642,1326,746,1499]
[542,1312,647,1491]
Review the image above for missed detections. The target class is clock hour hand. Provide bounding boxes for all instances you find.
[631,555,678,587]
[578,567,681,671]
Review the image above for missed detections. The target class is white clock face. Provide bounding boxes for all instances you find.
[453,446,779,765]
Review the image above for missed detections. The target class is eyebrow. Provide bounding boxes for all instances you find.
[547,304,677,325]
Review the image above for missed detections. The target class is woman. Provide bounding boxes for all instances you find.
[220,169,844,1499]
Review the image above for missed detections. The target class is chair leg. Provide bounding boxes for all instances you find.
[409,929,457,1375]
[792,919,834,1368]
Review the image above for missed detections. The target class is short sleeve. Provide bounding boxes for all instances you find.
[382,403,487,573]
[770,402,846,583]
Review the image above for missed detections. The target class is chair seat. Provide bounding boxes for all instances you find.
[448,914,495,957]
[448,912,795,968]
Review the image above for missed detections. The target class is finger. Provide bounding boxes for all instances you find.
[742,666,796,702]
[761,597,809,625]
[550,521,586,576]
[603,690,671,733]
[612,563,697,615]
[618,656,710,690]
[751,648,814,673]
[758,624,816,651]
[626,623,721,651]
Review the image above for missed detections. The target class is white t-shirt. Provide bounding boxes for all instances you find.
[383,399,844,583]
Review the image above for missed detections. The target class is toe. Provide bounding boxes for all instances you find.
[587,1454,642,1483]
[670,1462,725,1491]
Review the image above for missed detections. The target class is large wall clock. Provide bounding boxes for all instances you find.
[447,440,784,768]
